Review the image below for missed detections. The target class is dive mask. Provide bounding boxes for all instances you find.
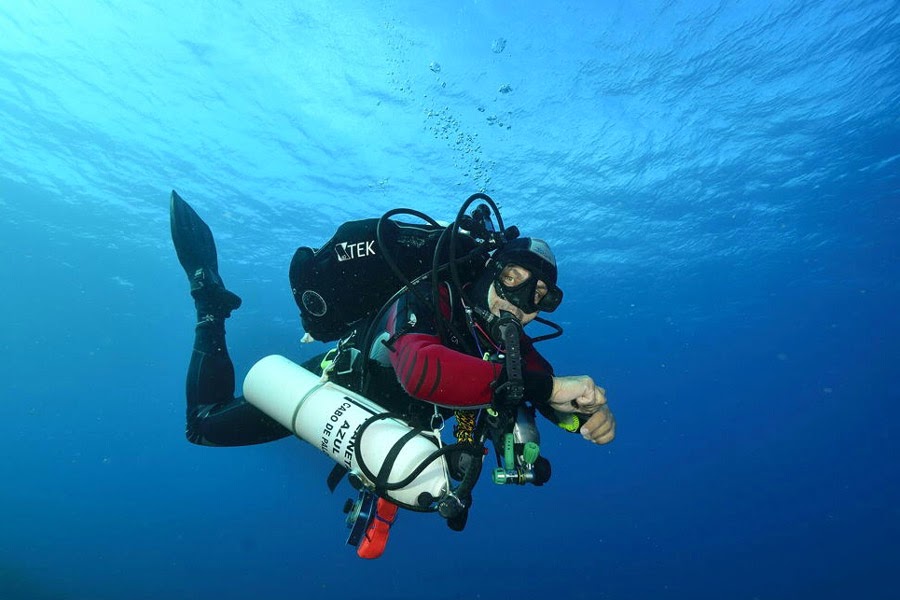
[493,270,563,314]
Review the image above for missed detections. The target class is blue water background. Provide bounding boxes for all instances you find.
[1,1,898,599]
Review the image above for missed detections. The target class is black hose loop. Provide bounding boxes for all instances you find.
[352,412,484,512]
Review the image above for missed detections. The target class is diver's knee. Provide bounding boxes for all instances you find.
[184,410,211,446]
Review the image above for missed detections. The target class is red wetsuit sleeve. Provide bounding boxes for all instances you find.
[390,332,502,407]
[384,284,554,408]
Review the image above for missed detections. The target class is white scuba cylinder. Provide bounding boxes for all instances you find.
[242,354,448,507]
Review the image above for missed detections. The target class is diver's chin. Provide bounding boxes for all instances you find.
[492,303,539,326]
[520,310,539,326]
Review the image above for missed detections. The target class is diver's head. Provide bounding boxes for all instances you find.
[475,237,563,325]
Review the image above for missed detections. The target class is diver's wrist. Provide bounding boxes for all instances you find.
[523,371,554,405]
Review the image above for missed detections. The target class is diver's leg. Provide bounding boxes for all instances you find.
[185,313,289,446]
[171,190,289,446]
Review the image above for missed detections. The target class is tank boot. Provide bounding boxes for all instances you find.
[356,498,398,560]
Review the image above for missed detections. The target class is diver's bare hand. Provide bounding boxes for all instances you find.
[549,375,605,413]
[580,405,615,445]
[549,375,616,445]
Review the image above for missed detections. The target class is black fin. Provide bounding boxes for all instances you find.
[170,189,219,277]
[169,190,242,317]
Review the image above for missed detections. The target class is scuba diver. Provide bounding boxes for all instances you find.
[170,190,616,559]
